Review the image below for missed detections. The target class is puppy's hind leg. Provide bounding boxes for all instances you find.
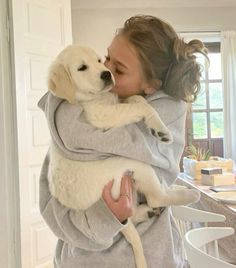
[131,204,150,224]
[133,166,169,208]
[159,188,200,207]
[121,219,147,268]
[133,166,200,208]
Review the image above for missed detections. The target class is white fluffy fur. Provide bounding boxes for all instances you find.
[47,44,200,268]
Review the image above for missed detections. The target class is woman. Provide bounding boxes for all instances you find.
[38,15,207,267]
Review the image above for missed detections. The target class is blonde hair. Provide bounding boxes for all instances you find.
[118,15,208,102]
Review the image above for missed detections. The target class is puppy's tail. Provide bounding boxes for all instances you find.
[121,219,147,268]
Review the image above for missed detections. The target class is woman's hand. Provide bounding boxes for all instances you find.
[102,171,134,223]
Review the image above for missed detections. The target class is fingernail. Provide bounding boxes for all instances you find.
[124,170,134,177]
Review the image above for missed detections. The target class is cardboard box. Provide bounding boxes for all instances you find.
[201,173,235,186]
[183,157,234,180]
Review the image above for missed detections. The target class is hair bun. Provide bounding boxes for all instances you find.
[173,38,208,61]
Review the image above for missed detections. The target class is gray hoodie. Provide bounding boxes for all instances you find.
[38,90,188,268]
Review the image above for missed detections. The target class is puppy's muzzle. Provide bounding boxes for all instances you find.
[100,71,113,87]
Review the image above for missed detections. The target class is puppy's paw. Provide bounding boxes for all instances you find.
[131,204,153,224]
[146,116,173,144]
[148,207,165,218]
[187,189,201,204]
[125,95,147,104]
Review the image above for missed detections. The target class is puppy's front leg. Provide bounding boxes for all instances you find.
[125,95,173,143]
[85,101,173,143]
[85,103,145,128]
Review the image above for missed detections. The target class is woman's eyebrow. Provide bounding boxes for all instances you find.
[116,60,128,69]
[107,48,128,69]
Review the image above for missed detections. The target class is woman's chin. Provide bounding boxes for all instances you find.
[110,87,132,98]
[110,88,122,97]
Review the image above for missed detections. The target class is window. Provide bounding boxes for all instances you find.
[193,43,223,139]
[187,42,224,157]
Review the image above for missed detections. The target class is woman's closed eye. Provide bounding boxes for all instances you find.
[115,68,123,75]
[105,55,124,75]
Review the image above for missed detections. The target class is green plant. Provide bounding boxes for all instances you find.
[185,144,211,161]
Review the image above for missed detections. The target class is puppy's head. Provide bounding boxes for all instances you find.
[48,45,114,103]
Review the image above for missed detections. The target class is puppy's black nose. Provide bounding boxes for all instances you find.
[100,71,112,82]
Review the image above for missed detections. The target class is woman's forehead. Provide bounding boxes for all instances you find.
[108,35,140,67]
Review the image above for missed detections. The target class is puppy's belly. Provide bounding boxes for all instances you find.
[49,147,156,210]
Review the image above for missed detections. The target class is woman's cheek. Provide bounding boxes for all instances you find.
[113,77,122,89]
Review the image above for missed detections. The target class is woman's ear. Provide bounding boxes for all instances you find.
[155,79,163,90]
[144,87,156,95]
[143,79,162,95]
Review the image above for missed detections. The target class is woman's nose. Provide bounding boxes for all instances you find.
[104,60,112,72]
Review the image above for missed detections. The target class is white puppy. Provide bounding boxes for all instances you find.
[47,44,200,268]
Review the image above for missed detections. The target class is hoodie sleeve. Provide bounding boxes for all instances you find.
[53,93,187,185]
[148,96,187,185]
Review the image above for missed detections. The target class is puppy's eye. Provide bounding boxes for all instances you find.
[98,59,101,63]
[78,64,87,71]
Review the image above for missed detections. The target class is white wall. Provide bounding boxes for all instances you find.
[71,6,236,56]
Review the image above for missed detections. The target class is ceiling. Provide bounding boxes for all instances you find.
[71,0,236,9]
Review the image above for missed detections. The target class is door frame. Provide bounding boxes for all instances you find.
[0,0,21,267]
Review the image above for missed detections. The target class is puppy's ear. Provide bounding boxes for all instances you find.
[48,62,77,104]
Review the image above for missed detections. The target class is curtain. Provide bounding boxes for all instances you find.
[221,31,236,165]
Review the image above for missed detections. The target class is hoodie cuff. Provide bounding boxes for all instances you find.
[85,198,126,244]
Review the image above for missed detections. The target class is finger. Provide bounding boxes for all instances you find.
[124,171,133,193]
[127,182,133,205]
[120,176,127,195]
[126,174,133,195]
[120,171,132,194]
[118,195,133,217]
[123,176,133,201]
[120,176,133,205]
[102,180,113,196]
[102,180,114,202]
[127,177,133,203]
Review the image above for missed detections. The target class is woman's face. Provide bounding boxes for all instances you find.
[104,35,151,98]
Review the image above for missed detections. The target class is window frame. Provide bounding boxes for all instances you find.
[179,32,224,169]
[192,42,223,141]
